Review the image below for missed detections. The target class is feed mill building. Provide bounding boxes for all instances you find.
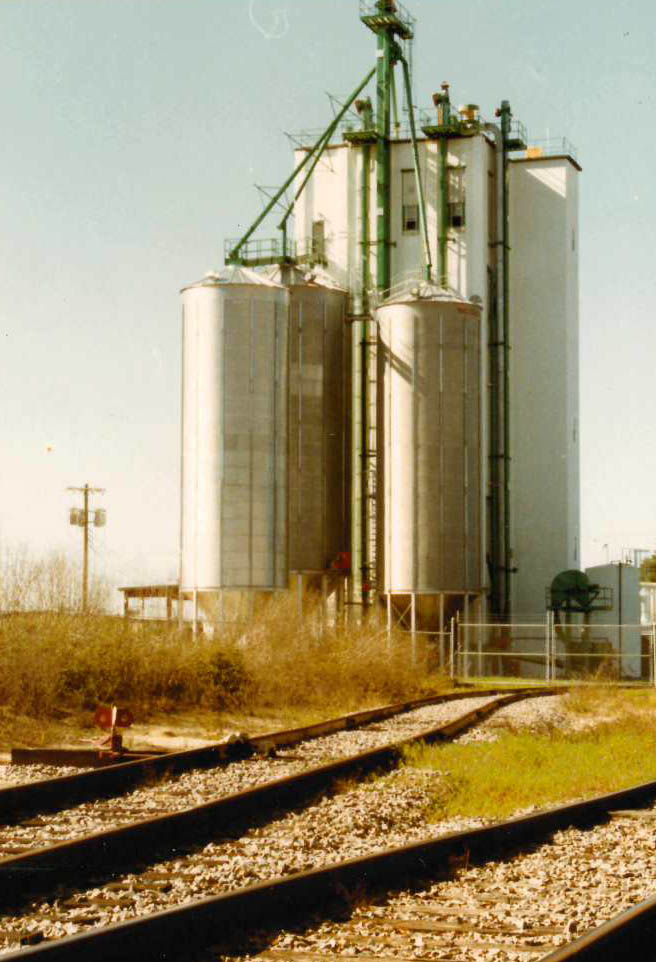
[176,0,580,641]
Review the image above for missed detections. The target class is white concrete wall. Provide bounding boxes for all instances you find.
[508,157,580,617]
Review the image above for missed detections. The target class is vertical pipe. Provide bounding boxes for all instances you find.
[438,138,449,286]
[351,315,363,614]
[376,28,392,296]
[499,101,513,620]
[350,100,372,614]
[390,69,401,138]
[362,140,374,607]
[399,56,432,280]
[485,119,504,618]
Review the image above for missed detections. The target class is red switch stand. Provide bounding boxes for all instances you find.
[94,705,134,760]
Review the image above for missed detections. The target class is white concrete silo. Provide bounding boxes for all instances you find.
[180,267,289,617]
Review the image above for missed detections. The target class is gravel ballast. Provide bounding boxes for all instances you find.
[0,695,499,859]
[0,691,648,959]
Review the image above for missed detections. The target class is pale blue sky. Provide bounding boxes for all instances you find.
[0,0,655,596]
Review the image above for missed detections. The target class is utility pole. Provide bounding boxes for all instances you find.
[68,483,106,612]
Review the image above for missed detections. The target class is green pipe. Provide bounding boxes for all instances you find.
[350,102,372,609]
[351,314,363,608]
[362,142,375,604]
[390,69,401,138]
[376,29,392,297]
[278,126,333,235]
[399,56,432,281]
[227,65,375,263]
[484,119,503,617]
[438,137,448,286]
[499,99,513,619]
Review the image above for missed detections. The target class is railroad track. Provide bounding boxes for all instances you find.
[0,688,560,954]
[0,686,528,825]
[3,688,656,961]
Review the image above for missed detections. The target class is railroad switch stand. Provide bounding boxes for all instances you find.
[94,704,134,760]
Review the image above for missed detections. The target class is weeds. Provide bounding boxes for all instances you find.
[404,718,656,821]
[564,685,656,719]
[0,593,448,725]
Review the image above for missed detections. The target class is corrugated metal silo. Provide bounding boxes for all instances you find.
[267,265,348,573]
[180,267,289,598]
[376,283,481,597]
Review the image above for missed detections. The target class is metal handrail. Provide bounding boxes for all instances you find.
[516,136,579,162]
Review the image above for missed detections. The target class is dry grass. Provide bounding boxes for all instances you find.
[564,684,656,720]
[0,594,449,742]
[231,594,445,716]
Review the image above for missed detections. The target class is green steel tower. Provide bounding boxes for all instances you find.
[360,1,415,298]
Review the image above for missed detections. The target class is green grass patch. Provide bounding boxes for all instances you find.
[404,721,656,821]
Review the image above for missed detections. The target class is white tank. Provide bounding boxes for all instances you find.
[376,283,481,594]
[180,266,289,594]
[267,265,348,572]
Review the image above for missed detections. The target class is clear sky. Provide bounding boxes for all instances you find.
[0,0,655,601]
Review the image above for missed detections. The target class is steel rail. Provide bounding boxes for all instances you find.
[0,689,552,910]
[6,747,656,962]
[540,893,656,960]
[0,686,538,823]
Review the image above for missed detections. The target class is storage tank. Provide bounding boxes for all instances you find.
[180,267,289,599]
[267,265,348,573]
[376,282,481,596]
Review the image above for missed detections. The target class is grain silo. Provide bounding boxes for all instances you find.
[266,265,349,580]
[180,266,289,621]
[376,282,481,630]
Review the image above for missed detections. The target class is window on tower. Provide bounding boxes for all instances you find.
[401,169,419,232]
[448,166,466,228]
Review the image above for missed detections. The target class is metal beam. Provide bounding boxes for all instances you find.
[227,66,375,263]
[399,55,432,281]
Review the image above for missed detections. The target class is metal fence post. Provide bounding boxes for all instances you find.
[449,616,455,679]
[545,610,550,682]
[652,623,656,688]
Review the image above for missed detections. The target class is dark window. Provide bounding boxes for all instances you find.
[311,220,325,260]
[402,169,419,232]
[448,167,466,228]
